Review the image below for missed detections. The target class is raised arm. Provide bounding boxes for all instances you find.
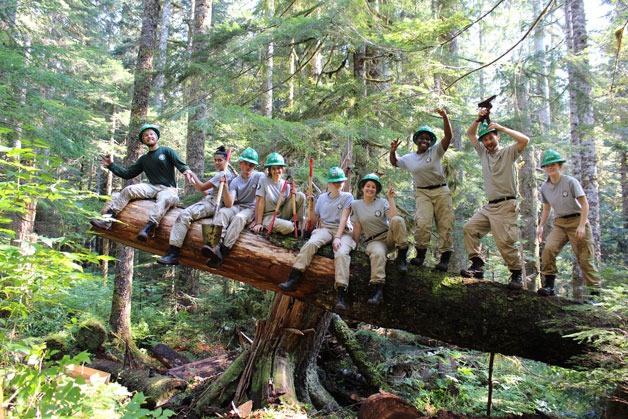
[389,138,401,167]
[437,108,453,151]
[491,123,530,153]
[466,109,486,148]
[387,184,399,219]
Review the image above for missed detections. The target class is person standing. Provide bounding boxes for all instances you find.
[460,109,530,290]
[390,108,454,271]
[157,146,235,265]
[351,174,408,305]
[204,147,264,267]
[277,166,355,312]
[536,149,602,297]
[250,152,306,236]
[91,124,195,242]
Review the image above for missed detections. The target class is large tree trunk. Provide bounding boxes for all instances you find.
[260,0,274,118]
[109,0,160,345]
[92,200,624,370]
[564,0,601,298]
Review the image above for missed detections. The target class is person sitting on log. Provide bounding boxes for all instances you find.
[250,152,306,236]
[460,108,530,290]
[389,108,454,271]
[91,124,195,242]
[536,149,602,298]
[277,166,355,312]
[351,173,409,305]
[156,146,235,265]
[203,147,264,268]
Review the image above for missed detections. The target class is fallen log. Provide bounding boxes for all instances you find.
[91,200,623,370]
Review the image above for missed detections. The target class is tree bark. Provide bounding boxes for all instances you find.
[109,0,160,347]
[92,200,624,370]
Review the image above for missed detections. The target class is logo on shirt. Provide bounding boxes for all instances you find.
[337,204,343,210]
[375,210,382,217]
[562,191,568,197]
[159,154,166,161]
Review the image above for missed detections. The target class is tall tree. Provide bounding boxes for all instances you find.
[563,0,601,295]
[260,0,274,118]
[109,0,161,346]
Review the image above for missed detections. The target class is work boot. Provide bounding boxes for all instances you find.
[410,248,427,267]
[206,243,229,268]
[395,247,409,273]
[136,221,156,242]
[537,274,556,297]
[90,209,117,230]
[586,287,601,303]
[508,270,523,290]
[157,245,181,266]
[460,257,484,278]
[367,284,384,305]
[278,269,303,292]
[434,251,452,272]
[334,286,347,312]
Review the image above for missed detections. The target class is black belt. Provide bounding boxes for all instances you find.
[557,213,581,219]
[488,196,516,204]
[416,183,447,190]
[364,231,388,244]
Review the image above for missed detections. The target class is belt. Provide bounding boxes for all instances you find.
[364,230,388,244]
[416,183,447,190]
[557,213,581,219]
[488,196,516,204]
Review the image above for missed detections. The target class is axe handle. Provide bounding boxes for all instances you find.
[306,158,314,231]
[267,179,289,235]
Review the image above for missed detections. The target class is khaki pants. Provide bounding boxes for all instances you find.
[462,200,521,270]
[212,205,255,248]
[110,183,179,226]
[293,226,355,288]
[169,197,217,247]
[365,216,408,284]
[541,216,601,287]
[262,191,306,234]
[413,187,454,253]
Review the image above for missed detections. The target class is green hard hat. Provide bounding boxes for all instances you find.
[138,124,160,142]
[264,152,286,167]
[477,122,497,140]
[238,147,259,165]
[326,166,348,183]
[541,149,566,167]
[413,125,437,146]
[358,173,382,194]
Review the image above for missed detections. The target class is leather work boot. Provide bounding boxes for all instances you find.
[157,245,181,266]
[278,269,303,292]
[434,251,452,272]
[136,221,156,242]
[367,284,384,305]
[410,248,427,267]
[460,257,484,278]
[90,209,117,230]
[334,287,347,312]
[508,270,523,290]
[537,274,556,296]
[206,243,229,268]
[395,247,409,273]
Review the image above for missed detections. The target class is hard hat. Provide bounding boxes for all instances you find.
[413,125,437,146]
[541,149,566,167]
[238,147,259,165]
[264,152,286,167]
[358,173,382,194]
[326,166,348,183]
[138,124,160,142]
[477,122,497,140]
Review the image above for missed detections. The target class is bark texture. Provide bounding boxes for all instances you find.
[92,200,624,370]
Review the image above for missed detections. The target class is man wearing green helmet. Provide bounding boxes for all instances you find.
[460,108,530,290]
[390,108,454,271]
[204,147,264,267]
[351,173,409,305]
[277,166,355,312]
[536,149,601,298]
[250,152,305,235]
[91,124,195,242]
